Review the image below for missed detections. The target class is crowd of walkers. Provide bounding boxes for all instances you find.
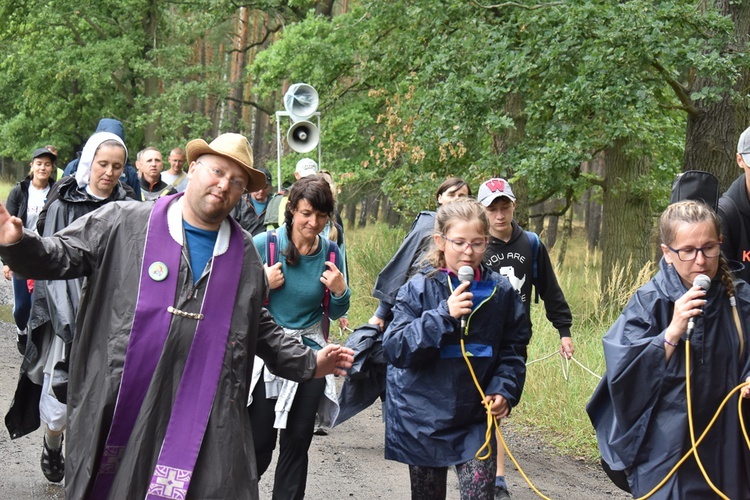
[1,121,749,499]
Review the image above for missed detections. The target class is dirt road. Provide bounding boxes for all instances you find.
[0,278,628,499]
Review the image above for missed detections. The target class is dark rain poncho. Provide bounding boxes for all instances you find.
[5,176,132,437]
[587,258,750,498]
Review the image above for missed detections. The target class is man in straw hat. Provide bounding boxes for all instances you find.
[0,133,354,499]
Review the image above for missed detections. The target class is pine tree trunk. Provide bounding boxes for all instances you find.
[142,0,160,145]
[530,202,545,235]
[315,0,335,17]
[345,202,356,230]
[227,7,249,133]
[358,198,369,228]
[386,201,401,227]
[370,195,381,222]
[584,155,604,251]
[490,92,529,227]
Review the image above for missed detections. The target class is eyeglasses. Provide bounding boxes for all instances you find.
[197,161,247,193]
[441,235,488,253]
[666,242,721,261]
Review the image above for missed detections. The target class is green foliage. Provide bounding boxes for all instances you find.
[0,0,238,161]
[249,0,745,218]
[341,220,406,328]
[0,180,14,203]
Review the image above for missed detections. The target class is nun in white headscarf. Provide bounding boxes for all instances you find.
[4,130,135,483]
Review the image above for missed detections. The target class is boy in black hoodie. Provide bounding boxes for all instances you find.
[718,126,750,283]
[477,177,574,499]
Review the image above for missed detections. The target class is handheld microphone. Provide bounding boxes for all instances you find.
[457,265,474,331]
[686,274,711,340]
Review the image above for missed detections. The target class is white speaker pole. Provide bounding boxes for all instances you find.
[275,111,283,193]
[275,83,322,186]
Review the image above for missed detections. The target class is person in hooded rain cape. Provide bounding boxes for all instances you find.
[383,199,530,499]
[587,200,750,499]
[4,132,134,484]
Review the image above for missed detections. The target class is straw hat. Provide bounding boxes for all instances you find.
[185,133,265,192]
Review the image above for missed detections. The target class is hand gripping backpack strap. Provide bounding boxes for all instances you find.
[322,239,340,342]
[263,230,278,306]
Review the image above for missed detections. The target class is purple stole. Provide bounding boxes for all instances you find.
[89,194,244,499]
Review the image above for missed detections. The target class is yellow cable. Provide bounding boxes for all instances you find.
[460,337,552,500]
[684,340,728,499]
[633,343,750,500]
[739,386,750,450]
[459,336,750,500]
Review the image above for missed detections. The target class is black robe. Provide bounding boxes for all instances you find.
[0,198,317,499]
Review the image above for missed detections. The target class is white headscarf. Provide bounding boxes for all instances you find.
[74,131,128,188]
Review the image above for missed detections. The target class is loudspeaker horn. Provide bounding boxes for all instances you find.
[287,121,320,153]
[283,83,319,122]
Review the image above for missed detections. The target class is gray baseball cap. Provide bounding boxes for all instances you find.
[738,126,750,164]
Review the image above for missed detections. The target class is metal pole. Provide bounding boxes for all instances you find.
[276,111,282,193]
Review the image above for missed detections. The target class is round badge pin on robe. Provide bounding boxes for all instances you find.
[148,262,168,282]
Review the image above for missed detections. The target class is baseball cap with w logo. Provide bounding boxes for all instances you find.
[478,178,516,206]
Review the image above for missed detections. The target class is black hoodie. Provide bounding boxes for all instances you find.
[483,220,572,338]
[718,173,750,282]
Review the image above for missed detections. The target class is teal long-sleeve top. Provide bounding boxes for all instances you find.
[253,226,351,330]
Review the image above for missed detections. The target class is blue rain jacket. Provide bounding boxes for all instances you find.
[383,264,530,466]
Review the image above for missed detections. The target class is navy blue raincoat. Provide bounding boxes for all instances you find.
[383,265,530,467]
[587,258,750,498]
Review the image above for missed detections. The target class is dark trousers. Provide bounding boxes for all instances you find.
[249,375,325,500]
[12,276,31,331]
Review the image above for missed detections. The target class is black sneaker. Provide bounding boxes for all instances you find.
[313,414,328,436]
[494,485,511,499]
[41,435,64,483]
[16,328,27,356]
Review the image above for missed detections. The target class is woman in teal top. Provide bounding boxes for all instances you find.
[248,175,350,500]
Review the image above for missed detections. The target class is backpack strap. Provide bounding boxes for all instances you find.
[525,230,541,304]
[525,231,540,279]
[719,194,742,241]
[165,172,186,191]
[321,239,340,342]
[266,230,279,266]
[263,230,278,306]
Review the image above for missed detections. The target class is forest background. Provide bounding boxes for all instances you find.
[1,0,749,297]
[0,0,749,461]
